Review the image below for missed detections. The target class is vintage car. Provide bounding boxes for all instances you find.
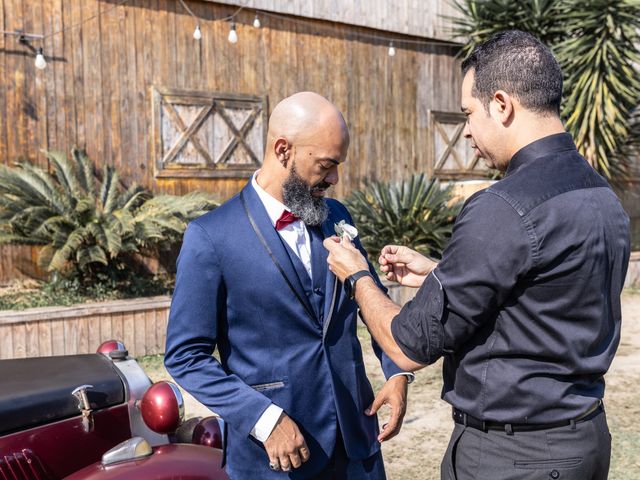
[0,340,228,480]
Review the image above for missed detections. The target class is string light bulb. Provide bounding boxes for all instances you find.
[35,47,46,69]
[228,23,238,43]
[253,15,261,28]
[193,24,202,40]
[388,41,396,57]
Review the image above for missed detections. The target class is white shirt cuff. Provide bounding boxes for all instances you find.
[389,372,415,384]
[250,404,284,442]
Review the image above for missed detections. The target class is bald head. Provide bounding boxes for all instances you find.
[257,92,349,210]
[267,92,349,147]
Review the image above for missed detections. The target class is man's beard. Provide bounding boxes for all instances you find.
[282,164,330,227]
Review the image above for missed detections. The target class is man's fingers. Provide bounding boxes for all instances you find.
[299,444,311,462]
[323,237,341,250]
[378,411,401,442]
[280,455,292,472]
[289,451,302,469]
[365,393,385,416]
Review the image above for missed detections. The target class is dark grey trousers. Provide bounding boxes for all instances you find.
[441,410,611,480]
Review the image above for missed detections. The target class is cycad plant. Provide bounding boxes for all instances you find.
[450,0,640,180]
[0,148,218,286]
[345,174,462,260]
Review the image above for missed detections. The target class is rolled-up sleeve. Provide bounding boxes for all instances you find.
[391,191,534,363]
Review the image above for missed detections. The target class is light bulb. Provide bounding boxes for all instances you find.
[35,48,46,69]
[388,42,396,57]
[193,25,202,40]
[228,23,238,43]
[253,15,261,28]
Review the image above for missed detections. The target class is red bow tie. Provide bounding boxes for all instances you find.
[276,210,300,230]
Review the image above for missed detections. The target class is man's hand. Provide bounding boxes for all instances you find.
[378,245,437,288]
[323,236,369,282]
[365,375,408,442]
[263,413,310,472]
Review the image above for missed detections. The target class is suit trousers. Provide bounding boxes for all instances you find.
[441,409,611,480]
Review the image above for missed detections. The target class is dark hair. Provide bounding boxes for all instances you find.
[461,30,562,116]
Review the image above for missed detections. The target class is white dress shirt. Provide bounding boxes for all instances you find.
[248,171,413,442]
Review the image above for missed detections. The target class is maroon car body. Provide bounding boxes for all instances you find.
[0,342,228,480]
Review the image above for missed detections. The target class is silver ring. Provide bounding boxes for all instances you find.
[269,462,280,471]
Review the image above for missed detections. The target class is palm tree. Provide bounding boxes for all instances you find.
[0,148,218,284]
[450,0,640,180]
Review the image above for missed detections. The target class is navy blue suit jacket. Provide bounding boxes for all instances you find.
[165,182,403,478]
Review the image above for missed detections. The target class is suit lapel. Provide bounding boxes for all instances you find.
[320,209,340,337]
[241,184,316,320]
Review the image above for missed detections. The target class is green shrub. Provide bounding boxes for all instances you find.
[0,148,218,289]
[345,174,462,260]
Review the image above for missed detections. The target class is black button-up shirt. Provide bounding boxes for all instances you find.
[392,133,630,423]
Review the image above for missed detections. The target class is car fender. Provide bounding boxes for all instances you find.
[63,444,228,480]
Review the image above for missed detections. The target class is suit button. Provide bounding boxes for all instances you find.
[314,287,323,295]
[550,470,560,479]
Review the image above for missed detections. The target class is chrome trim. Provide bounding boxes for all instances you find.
[167,381,185,421]
[110,358,169,446]
[101,436,152,466]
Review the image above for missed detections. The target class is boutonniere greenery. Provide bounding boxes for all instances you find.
[334,220,358,241]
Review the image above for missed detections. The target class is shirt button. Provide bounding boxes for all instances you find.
[550,470,560,479]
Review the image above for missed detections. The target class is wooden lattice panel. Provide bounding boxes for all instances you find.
[429,110,488,179]
[153,88,268,178]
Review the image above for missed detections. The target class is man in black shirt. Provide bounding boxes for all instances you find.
[324,30,630,480]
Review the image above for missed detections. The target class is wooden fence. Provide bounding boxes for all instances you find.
[0,296,170,359]
[2,263,638,361]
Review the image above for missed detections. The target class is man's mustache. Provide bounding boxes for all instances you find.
[311,182,331,192]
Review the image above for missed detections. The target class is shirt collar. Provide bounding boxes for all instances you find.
[251,170,291,227]
[505,133,576,177]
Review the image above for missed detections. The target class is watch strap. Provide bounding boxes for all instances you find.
[347,270,373,299]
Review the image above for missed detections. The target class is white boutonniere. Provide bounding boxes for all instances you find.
[334,220,358,241]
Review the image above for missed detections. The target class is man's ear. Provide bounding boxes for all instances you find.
[490,90,514,125]
[274,138,290,167]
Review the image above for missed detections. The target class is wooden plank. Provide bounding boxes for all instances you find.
[145,308,156,355]
[5,0,26,166]
[0,0,7,165]
[156,308,168,354]
[132,311,145,357]
[0,324,13,360]
[69,0,85,146]
[77,315,89,353]
[121,0,139,184]
[99,313,113,344]
[51,318,65,356]
[88,314,101,351]
[100,0,119,170]
[38,320,53,357]
[25,318,39,357]
[111,312,124,347]
[33,0,49,166]
[50,0,67,152]
[80,0,103,161]
[12,323,26,358]
[63,317,78,355]
[122,311,135,356]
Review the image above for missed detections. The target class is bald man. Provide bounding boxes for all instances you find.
[165,92,411,479]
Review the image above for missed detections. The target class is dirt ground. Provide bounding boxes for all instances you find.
[147,289,640,479]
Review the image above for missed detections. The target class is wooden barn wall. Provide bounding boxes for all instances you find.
[0,0,462,282]
[207,0,464,42]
